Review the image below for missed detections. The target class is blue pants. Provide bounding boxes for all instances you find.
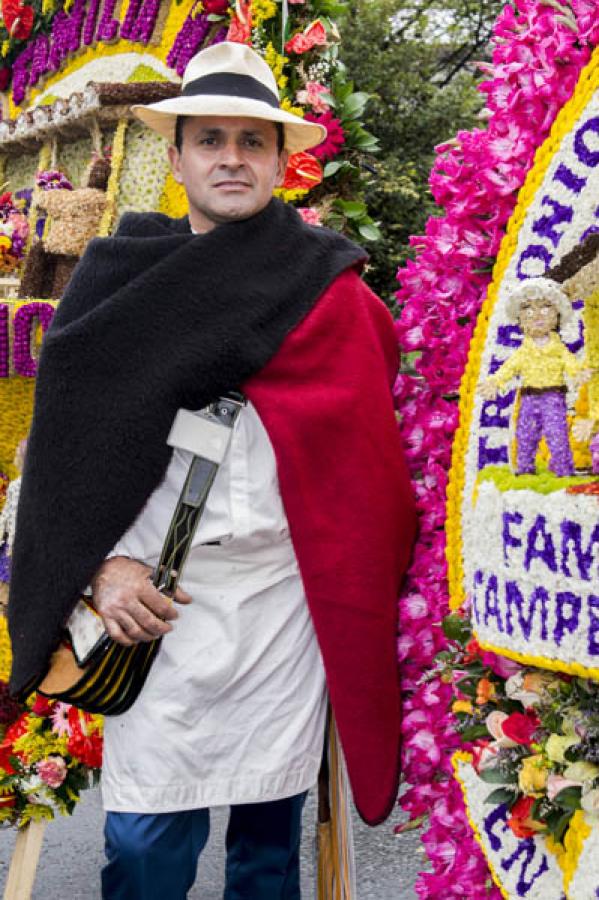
[102,792,307,899]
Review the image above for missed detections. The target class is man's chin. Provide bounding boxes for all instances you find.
[199,201,270,225]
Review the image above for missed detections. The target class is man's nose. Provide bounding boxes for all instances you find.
[219,140,244,167]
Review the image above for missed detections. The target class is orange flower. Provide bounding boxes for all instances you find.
[285,20,327,55]
[227,0,252,44]
[476,677,497,705]
[282,152,323,191]
[463,637,481,663]
[507,796,546,839]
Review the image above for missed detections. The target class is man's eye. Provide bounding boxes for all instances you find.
[245,137,263,147]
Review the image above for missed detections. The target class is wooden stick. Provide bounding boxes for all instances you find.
[3,820,47,900]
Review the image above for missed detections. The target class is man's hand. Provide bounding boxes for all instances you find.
[90,556,192,646]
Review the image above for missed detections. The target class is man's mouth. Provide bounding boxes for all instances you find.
[214,180,251,189]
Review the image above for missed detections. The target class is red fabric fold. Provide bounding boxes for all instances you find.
[245,268,417,825]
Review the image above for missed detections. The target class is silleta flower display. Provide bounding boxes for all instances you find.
[395,0,599,896]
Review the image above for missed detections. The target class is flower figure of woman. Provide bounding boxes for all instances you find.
[480,278,591,476]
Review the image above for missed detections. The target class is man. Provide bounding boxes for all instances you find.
[8,42,416,899]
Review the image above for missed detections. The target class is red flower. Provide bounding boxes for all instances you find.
[0,741,16,775]
[2,1,34,41]
[66,707,103,769]
[0,66,11,91]
[507,796,544,839]
[463,638,481,663]
[0,791,16,808]
[285,20,327,55]
[226,0,251,44]
[31,694,55,717]
[203,0,229,12]
[501,711,540,746]
[67,729,103,769]
[4,712,29,745]
[282,152,323,191]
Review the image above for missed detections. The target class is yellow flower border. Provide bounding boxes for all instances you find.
[546,810,591,896]
[8,1,193,118]
[473,631,599,682]
[0,614,11,682]
[452,750,592,899]
[452,750,510,900]
[446,45,599,611]
[98,119,128,236]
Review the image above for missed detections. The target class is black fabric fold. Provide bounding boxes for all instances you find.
[8,198,366,696]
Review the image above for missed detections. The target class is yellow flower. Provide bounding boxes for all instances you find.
[452,700,474,714]
[251,0,277,27]
[264,43,288,91]
[545,733,579,764]
[13,726,68,766]
[0,615,12,682]
[272,186,308,203]
[1,41,9,58]
[518,754,548,795]
[280,97,304,118]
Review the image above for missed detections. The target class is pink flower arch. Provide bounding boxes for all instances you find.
[395,0,599,895]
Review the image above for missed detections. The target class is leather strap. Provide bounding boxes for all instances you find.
[153,393,246,597]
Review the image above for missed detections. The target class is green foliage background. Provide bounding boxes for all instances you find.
[338,0,501,308]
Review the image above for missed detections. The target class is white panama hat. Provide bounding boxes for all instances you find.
[132,41,327,154]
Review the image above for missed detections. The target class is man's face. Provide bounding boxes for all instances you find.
[167,116,288,233]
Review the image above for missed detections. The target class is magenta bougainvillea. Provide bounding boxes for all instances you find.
[395,1,599,895]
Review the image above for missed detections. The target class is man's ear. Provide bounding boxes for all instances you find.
[167,144,183,184]
[275,149,289,187]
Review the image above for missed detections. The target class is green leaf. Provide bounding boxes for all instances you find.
[478,767,516,785]
[441,613,470,643]
[553,787,582,810]
[394,814,426,834]
[323,161,343,177]
[546,809,574,844]
[352,133,380,151]
[484,787,516,806]
[335,199,367,218]
[341,92,370,120]
[358,222,381,241]
[206,13,225,21]
[460,724,491,742]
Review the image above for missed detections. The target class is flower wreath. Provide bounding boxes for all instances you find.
[395,0,599,897]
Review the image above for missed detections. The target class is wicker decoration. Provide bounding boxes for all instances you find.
[39,188,107,258]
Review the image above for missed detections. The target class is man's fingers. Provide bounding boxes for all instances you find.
[174,586,193,604]
[104,618,136,647]
[138,581,179,620]
[116,607,169,642]
[126,600,173,638]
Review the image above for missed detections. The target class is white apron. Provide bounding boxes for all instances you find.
[100,402,327,813]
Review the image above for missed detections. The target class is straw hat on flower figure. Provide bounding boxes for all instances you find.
[480,277,592,477]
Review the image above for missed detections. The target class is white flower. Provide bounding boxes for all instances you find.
[581,786,599,818]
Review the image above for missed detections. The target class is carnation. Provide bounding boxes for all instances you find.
[304,111,345,161]
[37,756,67,789]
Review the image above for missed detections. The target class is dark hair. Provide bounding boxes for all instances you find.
[174,116,285,154]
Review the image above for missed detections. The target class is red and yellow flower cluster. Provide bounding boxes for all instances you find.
[0,680,102,828]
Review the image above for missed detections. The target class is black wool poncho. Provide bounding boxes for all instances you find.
[8,198,366,697]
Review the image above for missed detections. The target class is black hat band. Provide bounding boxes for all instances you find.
[182,72,280,109]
